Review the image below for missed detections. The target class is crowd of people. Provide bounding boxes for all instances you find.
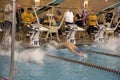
[0,0,120,34]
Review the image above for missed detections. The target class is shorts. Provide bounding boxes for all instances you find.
[75,48,81,53]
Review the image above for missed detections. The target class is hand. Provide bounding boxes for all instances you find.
[83,54,88,58]
[77,52,87,58]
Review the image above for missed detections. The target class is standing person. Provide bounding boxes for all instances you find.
[1,0,13,48]
[86,11,98,35]
[75,9,83,27]
[21,8,35,34]
[21,8,35,25]
[4,0,13,34]
[0,8,4,32]
[118,6,120,21]
[20,7,24,31]
[54,10,63,35]
[64,7,74,30]
[82,9,87,27]
[16,4,22,32]
[54,10,62,26]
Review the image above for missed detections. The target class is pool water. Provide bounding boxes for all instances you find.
[0,44,120,80]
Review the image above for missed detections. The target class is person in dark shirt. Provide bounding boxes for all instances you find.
[75,13,83,27]
[105,12,113,23]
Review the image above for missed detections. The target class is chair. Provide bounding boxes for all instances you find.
[42,16,65,42]
[105,20,120,39]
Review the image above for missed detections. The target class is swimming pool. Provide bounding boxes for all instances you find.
[0,43,120,80]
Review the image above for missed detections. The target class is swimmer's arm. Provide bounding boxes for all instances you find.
[73,51,87,58]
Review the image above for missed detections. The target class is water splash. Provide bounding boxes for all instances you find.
[16,48,45,66]
[0,36,45,66]
[42,40,58,52]
[96,38,120,51]
[105,38,120,50]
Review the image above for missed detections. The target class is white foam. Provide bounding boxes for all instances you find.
[17,49,45,66]
[46,41,58,51]
[96,37,120,51]
[0,48,45,66]
[0,36,45,66]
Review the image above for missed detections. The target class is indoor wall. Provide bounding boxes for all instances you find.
[0,0,119,16]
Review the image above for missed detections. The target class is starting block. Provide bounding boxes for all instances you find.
[67,24,78,44]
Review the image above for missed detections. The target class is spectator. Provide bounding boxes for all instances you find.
[75,9,83,27]
[16,4,22,32]
[0,8,4,31]
[21,8,35,25]
[64,7,74,30]
[105,12,113,23]
[21,8,35,34]
[118,6,120,21]
[82,9,87,27]
[54,10,62,26]
[54,10,63,35]
[86,11,98,35]
[4,0,13,33]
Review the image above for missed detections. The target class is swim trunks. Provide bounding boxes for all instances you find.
[75,48,81,53]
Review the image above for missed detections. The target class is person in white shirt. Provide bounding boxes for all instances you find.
[4,0,13,33]
[3,0,13,44]
[64,7,74,30]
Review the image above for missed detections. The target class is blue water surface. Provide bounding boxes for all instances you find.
[0,44,120,80]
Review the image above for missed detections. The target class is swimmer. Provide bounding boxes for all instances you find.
[50,41,87,58]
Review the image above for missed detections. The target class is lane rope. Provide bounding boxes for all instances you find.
[87,50,120,57]
[46,54,120,75]
[76,44,120,57]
